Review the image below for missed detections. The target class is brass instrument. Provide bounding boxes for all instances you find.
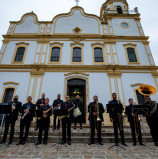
[96,101,101,121]
[138,85,156,96]
[59,103,76,120]
[138,84,157,117]
[11,101,16,112]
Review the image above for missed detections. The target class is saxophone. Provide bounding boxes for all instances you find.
[59,103,76,120]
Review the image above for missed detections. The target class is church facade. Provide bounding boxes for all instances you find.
[0,0,158,122]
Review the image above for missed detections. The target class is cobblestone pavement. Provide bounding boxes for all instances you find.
[0,142,157,159]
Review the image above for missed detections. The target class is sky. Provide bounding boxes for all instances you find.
[0,0,158,65]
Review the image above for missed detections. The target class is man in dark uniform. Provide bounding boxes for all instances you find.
[73,95,83,129]
[125,98,145,146]
[52,94,63,130]
[35,93,45,130]
[88,95,104,145]
[145,96,158,146]
[108,93,127,146]
[0,95,22,145]
[61,96,74,145]
[35,98,52,145]
[16,96,35,145]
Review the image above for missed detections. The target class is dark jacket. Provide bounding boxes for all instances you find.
[108,100,123,120]
[53,99,63,108]
[125,105,136,122]
[61,101,74,120]
[8,101,22,121]
[73,99,83,112]
[20,102,35,121]
[88,102,105,122]
[39,105,52,123]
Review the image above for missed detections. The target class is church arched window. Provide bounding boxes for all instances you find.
[2,88,15,103]
[117,6,123,14]
[123,43,140,64]
[50,47,60,62]
[94,48,104,62]
[72,47,81,62]
[14,47,25,62]
[11,42,29,64]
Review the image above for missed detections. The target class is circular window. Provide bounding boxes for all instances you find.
[121,22,129,28]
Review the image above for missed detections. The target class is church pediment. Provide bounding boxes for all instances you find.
[53,6,101,35]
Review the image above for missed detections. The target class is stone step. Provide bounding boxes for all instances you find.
[9,135,153,143]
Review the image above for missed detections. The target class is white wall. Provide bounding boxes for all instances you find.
[0,72,30,103]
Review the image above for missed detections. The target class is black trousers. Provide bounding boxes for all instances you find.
[74,115,82,128]
[38,120,50,143]
[19,119,31,142]
[147,117,158,143]
[129,118,142,143]
[2,117,16,142]
[90,119,102,142]
[35,119,40,129]
[53,115,60,129]
[113,118,125,143]
[62,117,71,142]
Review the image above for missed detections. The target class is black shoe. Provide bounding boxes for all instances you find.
[35,142,41,145]
[155,142,158,146]
[0,140,6,144]
[98,141,103,145]
[121,142,127,146]
[133,142,137,146]
[16,141,22,145]
[60,140,66,144]
[68,141,71,145]
[8,140,12,145]
[115,142,119,146]
[74,127,76,130]
[80,127,82,130]
[44,141,47,145]
[88,141,94,145]
[139,143,145,146]
[21,141,26,145]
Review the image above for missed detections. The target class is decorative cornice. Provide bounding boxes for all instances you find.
[91,43,104,47]
[64,72,89,77]
[49,42,64,46]
[3,81,19,85]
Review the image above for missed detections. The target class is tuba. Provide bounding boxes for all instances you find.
[138,85,157,117]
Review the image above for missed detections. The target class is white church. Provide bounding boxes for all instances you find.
[0,0,158,122]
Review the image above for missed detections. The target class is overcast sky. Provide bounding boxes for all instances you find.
[0,0,157,65]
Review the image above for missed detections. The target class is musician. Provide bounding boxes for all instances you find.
[73,95,83,130]
[35,98,52,145]
[35,93,45,130]
[125,98,145,146]
[0,95,22,145]
[88,95,105,145]
[52,94,63,130]
[61,96,74,145]
[108,93,127,146]
[145,96,158,146]
[16,96,35,145]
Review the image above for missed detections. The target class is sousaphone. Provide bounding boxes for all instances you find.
[138,85,156,96]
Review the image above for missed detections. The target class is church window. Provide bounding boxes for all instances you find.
[72,47,81,62]
[50,47,60,62]
[2,88,14,103]
[14,47,25,62]
[94,48,103,62]
[127,48,137,62]
[117,6,123,14]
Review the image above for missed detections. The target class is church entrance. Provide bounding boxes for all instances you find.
[67,79,86,123]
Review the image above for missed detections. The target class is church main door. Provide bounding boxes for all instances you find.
[67,79,86,122]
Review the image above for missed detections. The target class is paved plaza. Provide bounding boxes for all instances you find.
[0,142,157,159]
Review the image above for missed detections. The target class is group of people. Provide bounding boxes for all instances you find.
[0,92,158,147]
